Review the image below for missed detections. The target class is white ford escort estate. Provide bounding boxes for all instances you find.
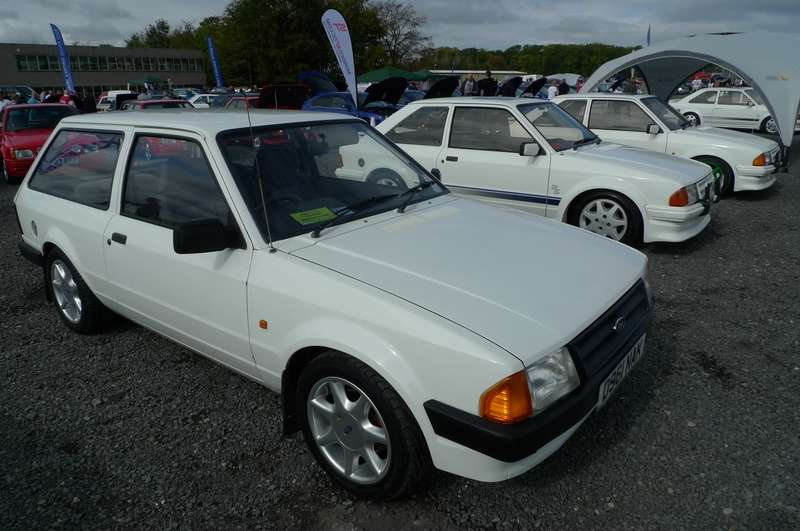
[376,97,715,246]
[554,93,781,195]
[14,110,653,499]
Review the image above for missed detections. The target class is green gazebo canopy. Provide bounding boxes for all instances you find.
[358,67,431,83]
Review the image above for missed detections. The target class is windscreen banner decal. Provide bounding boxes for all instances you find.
[321,9,357,109]
[290,207,337,226]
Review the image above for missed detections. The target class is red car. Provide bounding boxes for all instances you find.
[120,99,194,111]
[1,104,78,184]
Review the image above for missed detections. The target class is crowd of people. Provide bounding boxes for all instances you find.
[0,89,97,114]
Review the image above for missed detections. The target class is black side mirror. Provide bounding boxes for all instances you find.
[173,219,233,254]
[430,168,442,180]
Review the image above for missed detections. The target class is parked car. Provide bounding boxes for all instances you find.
[554,94,781,195]
[377,97,715,245]
[120,99,194,111]
[1,104,78,184]
[225,96,259,110]
[14,110,653,499]
[171,88,198,100]
[97,90,137,112]
[188,94,218,109]
[671,87,800,134]
[302,92,386,124]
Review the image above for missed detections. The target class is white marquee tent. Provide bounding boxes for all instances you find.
[581,33,800,154]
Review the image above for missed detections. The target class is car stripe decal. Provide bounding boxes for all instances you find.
[447,184,561,206]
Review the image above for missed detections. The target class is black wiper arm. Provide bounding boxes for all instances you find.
[311,193,400,238]
[397,180,437,213]
[572,136,598,150]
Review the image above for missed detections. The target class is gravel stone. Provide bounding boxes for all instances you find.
[1,142,799,530]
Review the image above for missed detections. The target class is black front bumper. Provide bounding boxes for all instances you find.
[424,280,654,463]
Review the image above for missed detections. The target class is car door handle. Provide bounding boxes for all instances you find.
[110,232,127,245]
[445,155,458,162]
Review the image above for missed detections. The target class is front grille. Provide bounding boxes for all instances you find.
[567,280,651,380]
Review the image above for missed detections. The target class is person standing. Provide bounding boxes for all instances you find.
[478,70,497,96]
[461,74,476,96]
[27,92,40,104]
[547,79,559,100]
[557,80,569,95]
[0,92,11,112]
[575,76,585,92]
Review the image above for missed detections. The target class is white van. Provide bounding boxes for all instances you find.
[96,90,137,112]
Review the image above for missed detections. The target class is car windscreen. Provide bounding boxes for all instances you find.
[744,89,764,105]
[217,121,447,243]
[143,102,189,109]
[517,102,596,151]
[641,97,687,131]
[5,106,77,132]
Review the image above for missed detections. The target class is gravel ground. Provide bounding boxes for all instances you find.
[1,145,799,530]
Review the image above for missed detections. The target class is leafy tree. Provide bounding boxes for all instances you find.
[372,0,430,66]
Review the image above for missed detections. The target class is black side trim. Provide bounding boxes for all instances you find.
[18,241,44,268]
[425,304,653,463]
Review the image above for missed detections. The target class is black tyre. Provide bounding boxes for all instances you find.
[46,248,107,334]
[2,159,22,185]
[568,190,643,246]
[366,169,407,189]
[695,156,734,197]
[297,351,432,500]
[761,117,778,135]
[683,112,700,127]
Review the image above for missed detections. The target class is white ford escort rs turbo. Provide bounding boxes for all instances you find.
[555,93,781,195]
[14,110,653,499]
[376,97,715,246]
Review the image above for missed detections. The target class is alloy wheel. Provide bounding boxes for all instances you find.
[765,118,778,135]
[706,162,725,198]
[51,259,83,324]
[684,113,698,126]
[579,198,628,241]
[307,376,391,485]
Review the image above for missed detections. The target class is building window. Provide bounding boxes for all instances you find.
[16,55,29,71]
[48,56,62,72]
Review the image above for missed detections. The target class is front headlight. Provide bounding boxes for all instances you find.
[526,347,581,414]
[13,149,35,160]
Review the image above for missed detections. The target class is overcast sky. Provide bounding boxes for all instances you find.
[1,0,798,48]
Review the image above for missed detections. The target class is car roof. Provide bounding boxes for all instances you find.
[58,109,354,135]
[5,103,73,109]
[555,93,656,100]
[407,96,550,106]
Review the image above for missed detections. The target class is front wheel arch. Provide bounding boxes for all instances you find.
[692,155,734,196]
[565,188,644,246]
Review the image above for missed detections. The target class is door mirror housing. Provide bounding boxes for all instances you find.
[430,168,442,180]
[519,142,541,157]
[647,124,661,135]
[173,219,233,254]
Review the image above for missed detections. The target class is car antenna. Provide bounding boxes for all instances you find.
[245,95,277,253]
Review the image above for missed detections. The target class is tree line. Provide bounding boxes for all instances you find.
[125,0,637,86]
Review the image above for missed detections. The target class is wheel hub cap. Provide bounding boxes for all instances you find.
[307,377,390,484]
[51,259,82,324]
[579,199,628,240]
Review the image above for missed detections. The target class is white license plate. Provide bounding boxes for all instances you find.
[597,334,646,408]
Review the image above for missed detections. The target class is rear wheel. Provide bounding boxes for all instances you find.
[683,112,700,127]
[297,351,432,500]
[46,248,107,333]
[695,156,734,197]
[2,159,22,185]
[568,190,643,246]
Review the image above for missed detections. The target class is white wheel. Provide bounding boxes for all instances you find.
[579,198,629,241]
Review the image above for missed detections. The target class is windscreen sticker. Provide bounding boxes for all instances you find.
[290,207,337,226]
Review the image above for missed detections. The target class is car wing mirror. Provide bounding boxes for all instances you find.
[430,168,442,180]
[647,124,661,135]
[519,142,541,156]
[173,218,233,254]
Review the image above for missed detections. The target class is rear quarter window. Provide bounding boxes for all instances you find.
[28,129,123,210]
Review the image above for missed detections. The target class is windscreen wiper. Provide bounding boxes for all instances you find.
[572,136,600,150]
[397,180,437,213]
[311,193,400,238]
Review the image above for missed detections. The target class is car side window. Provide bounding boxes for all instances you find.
[122,135,235,229]
[28,129,122,209]
[559,99,587,122]
[588,100,652,132]
[385,106,449,147]
[449,107,532,152]
[689,91,717,104]
[717,90,749,106]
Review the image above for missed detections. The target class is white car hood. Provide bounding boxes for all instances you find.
[571,142,709,185]
[291,198,646,365]
[670,126,778,152]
